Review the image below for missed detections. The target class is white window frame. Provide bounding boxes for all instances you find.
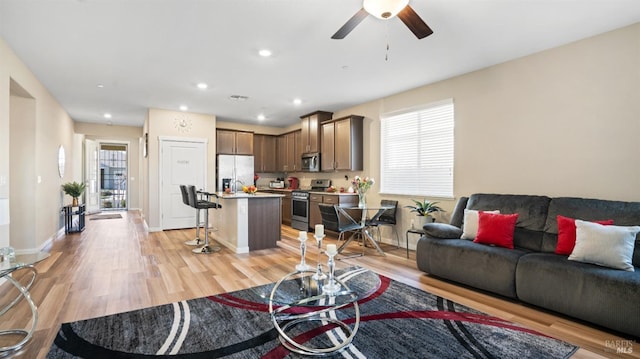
[380,99,454,198]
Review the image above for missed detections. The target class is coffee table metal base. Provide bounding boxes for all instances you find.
[268,270,360,356]
[0,265,38,354]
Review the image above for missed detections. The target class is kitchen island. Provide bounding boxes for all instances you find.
[213,192,285,253]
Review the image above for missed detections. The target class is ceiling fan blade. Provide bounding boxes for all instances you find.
[331,8,369,39]
[397,5,433,39]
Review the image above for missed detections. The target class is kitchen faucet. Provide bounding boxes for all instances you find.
[232,179,245,192]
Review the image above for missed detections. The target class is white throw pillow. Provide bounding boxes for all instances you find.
[461,209,500,240]
[569,220,640,271]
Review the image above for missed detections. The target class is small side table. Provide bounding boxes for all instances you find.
[62,204,86,234]
[405,228,426,258]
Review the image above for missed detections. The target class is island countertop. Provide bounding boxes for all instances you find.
[216,192,285,199]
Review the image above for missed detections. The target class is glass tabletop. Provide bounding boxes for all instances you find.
[250,266,381,307]
[0,252,50,275]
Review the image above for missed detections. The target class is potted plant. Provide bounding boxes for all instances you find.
[62,181,86,207]
[405,199,444,228]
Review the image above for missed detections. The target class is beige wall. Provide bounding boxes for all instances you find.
[145,108,216,230]
[321,22,640,249]
[74,122,143,210]
[0,37,76,252]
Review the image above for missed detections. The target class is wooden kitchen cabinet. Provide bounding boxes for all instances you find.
[217,129,254,155]
[253,134,277,172]
[276,130,302,172]
[300,111,332,154]
[320,115,364,171]
[282,191,292,225]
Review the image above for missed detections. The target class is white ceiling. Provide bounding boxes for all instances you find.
[1,0,639,128]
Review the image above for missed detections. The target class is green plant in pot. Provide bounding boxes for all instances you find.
[405,199,444,228]
[62,181,86,207]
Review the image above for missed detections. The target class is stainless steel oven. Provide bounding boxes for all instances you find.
[291,190,310,231]
[291,179,331,231]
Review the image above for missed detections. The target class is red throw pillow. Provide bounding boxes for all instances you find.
[555,215,614,255]
[474,212,519,249]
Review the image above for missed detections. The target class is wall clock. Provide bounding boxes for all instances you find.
[174,115,192,134]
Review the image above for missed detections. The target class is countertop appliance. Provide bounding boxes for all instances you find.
[301,152,320,172]
[287,177,299,190]
[291,179,331,231]
[216,155,255,192]
[269,180,285,189]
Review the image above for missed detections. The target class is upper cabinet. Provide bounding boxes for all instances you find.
[321,115,364,171]
[217,129,253,155]
[277,130,302,172]
[254,134,277,172]
[300,111,332,154]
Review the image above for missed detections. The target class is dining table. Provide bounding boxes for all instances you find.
[334,203,394,257]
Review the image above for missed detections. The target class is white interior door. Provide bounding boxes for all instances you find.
[84,139,100,214]
[160,139,206,230]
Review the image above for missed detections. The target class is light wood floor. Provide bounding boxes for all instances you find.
[1,210,637,358]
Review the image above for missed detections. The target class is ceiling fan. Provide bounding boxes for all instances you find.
[332,0,433,40]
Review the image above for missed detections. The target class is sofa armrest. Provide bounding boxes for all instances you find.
[422,223,463,239]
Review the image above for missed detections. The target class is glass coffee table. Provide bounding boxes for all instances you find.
[251,266,381,356]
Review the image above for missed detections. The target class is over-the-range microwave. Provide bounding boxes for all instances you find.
[301,153,320,172]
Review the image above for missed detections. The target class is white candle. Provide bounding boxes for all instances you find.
[299,231,308,241]
[326,244,337,255]
[315,224,324,237]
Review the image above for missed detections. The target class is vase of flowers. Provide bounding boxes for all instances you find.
[351,176,375,208]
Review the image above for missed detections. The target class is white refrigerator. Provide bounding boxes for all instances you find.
[216,155,255,192]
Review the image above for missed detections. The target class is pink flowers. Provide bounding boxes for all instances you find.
[351,176,375,194]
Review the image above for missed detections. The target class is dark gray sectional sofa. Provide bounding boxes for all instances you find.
[416,193,640,338]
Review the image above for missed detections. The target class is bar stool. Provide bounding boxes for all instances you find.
[181,185,203,246]
[187,185,222,254]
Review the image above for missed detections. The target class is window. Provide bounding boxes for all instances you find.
[380,99,454,198]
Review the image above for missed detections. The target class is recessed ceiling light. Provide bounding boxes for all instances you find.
[257,114,266,121]
[229,95,249,101]
[258,49,272,57]
[104,113,112,119]
[293,98,302,105]
[179,105,188,111]
[97,84,104,88]
[196,83,208,90]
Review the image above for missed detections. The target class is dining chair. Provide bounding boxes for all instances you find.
[318,204,364,256]
[365,199,400,248]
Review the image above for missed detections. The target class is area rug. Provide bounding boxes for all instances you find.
[46,268,578,358]
[89,213,122,220]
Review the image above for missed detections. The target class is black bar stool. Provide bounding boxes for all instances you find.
[186,185,222,254]
[180,185,203,246]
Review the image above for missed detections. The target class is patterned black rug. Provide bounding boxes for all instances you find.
[46,268,578,358]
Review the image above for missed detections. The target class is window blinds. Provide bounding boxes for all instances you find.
[380,99,454,198]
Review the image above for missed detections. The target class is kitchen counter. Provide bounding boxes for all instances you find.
[214,193,284,253]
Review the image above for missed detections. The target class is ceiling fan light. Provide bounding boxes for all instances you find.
[363,0,409,19]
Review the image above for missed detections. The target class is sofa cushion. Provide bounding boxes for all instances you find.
[474,212,518,249]
[422,223,463,239]
[516,253,640,337]
[569,220,640,271]
[542,197,640,267]
[555,215,614,255]
[417,237,528,298]
[466,194,551,251]
[461,209,500,240]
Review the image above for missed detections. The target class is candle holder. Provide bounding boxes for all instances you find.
[296,233,310,271]
[322,250,341,295]
[312,234,326,281]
